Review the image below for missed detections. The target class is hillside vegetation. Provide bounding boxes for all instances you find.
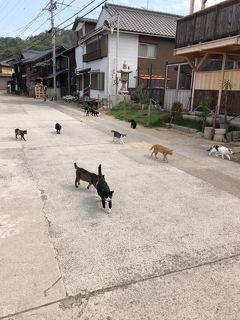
[0,29,74,61]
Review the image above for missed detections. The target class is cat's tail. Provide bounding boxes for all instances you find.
[98,164,103,177]
[74,162,80,170]
[149,145,154,150]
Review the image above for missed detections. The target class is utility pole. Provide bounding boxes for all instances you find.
[50,0,57,100]
[115,15,119,97]
[147,64,152,126]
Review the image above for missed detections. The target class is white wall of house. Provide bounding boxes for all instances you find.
[75,46,84,71]
[95,9,111,29]
[74,14,139,103]
[88,57,109,99]
[108,32,138,102]
[75,31,139,103]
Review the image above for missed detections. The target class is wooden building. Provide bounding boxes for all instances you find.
[175,0,240,115]
[13,46,66,98]
[0,58,16,91]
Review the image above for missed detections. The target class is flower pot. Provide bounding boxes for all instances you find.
[203,126,213,140]
[220,123,229,131]
[214,128,226,142]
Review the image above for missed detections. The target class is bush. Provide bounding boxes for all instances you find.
[109,101,171,127]
[130,86,148,105]
[172,117,203,131]
[171,101,183,118]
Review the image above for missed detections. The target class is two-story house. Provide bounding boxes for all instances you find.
[73,3,182,105]
[0,58,16,92]
[174,0,240,115]
[13,46,66,97]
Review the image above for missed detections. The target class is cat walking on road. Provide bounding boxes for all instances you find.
[150,144,173,162]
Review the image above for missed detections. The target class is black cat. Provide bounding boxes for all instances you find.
[74,163,98,189]
[96,164,114,213]
[91,109,99,116]
[55,123,62,134]
[129,119,137,129]
[15,128,27,141]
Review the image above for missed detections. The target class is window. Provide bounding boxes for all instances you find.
[200,59,222,71]
[139,43,157,59]
[91,72,104,90]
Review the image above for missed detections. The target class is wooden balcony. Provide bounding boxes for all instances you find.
[175,0,240,49]
[83,49,105,62]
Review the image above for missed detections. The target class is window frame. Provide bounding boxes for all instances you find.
[90,72,104,91]
[138,43,157,59]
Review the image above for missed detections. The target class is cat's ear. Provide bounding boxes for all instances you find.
[110,191,114,196]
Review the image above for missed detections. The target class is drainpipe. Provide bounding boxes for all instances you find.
[201,0,207,10]
[189,0,195,14]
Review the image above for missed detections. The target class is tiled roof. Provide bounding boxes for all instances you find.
[103,3,182,38]
[20,49,53,63]
[0,58,16,67]
[72,17,97,30]
[18,46,65,64]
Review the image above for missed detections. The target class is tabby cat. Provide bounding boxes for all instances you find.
[150,144,173,162]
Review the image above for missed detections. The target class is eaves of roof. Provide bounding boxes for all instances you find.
[72,17,97,30]
[79,26,108,44]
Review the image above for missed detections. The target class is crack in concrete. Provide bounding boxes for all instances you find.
[20,146,68,292]
[44,276,62,297]
[2,252,240,319]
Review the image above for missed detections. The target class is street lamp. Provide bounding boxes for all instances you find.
[103,15,120,96]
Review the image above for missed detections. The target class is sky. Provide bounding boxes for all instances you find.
[0,0,226,39]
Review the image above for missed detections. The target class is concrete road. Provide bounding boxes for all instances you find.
[1,94,240,320]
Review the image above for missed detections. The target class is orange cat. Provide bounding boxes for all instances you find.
[149,144,173,162]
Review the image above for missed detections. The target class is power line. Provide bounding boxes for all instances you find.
[16,2,50,38]
[59,0,106,30]
[54,0,78,17]
[0,0,25,26]
[22,0,106,50]
[56,0,97,28]
[25,18,50,40]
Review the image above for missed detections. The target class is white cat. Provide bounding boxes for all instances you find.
[207,145,233,160]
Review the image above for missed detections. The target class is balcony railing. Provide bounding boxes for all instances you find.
[83,49,106,62]
[175,0,240,48]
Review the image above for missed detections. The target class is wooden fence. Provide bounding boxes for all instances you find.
[164,89,191,111]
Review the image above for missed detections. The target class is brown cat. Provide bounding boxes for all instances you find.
[15,128,27,141]
[150,144,173,162]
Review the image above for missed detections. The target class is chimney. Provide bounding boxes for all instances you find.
[189,0,195,14]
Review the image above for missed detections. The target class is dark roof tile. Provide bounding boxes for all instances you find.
[104,3,182,38]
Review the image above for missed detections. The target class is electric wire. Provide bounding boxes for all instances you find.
[14,0,106,51]
[16,2,50,38]
[56,0,97,28]
[58,0,106,30]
